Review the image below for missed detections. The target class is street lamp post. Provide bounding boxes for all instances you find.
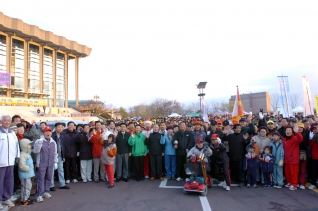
[197,82,207,117]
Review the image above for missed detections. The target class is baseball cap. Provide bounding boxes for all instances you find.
[194,121,201,125]
[210,120,217,126]
[296,123,304,128]
[217,120,222,125]
[267,120,274,124]
[223,120,229,126]
[239,118,247,122]
[43,126,52,132]
[196,138,204,143]
[211,134,218,140]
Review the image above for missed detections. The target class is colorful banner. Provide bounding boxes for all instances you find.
[314,95,318,115]
[201,98,208,122]
[0,97,47,106]
[302,76,314,116]
[0,72,11,86]
[277,76,293,117]
[232,86,245,125]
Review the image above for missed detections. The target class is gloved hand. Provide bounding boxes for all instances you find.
[278,160,284,167]
[54,163,58,170]
[309,132,314,140]
[259,112,264,120]
[37,139,43,145]
[217,138,221,144]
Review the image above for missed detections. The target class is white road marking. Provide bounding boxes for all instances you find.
[200,196,212,211]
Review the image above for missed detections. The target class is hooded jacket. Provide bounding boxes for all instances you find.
[18,138,35,179]
[173,130,195,156]
[33,135,58,168]
[0,127,20,167]
[270,140,284,165]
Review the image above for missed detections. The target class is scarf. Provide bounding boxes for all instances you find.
[17,133,24,141]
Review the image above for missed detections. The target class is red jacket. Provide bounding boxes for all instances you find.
[282,133,303,164]
[89,132,103,158]
[309,133,318,160]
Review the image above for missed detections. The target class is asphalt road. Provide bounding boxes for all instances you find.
[9,179,318,211]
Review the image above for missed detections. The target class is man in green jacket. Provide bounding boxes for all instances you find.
[240,117,256,135]
[128,125,147,182]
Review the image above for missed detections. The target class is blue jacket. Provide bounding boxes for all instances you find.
[260,154,274,173]
[160,134,176,156]
[270,140,284,165]
[243,152,258,170]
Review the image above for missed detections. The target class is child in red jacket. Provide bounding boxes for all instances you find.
[281,126,303,191]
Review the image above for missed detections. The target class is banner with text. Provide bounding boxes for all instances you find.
[277,76,293,117]
[302,76,314,116]
[0,97,47,106]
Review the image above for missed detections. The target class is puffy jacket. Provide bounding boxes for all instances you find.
[18,138,35,179]
[225,133,250,162]
[76,131,92,160]
[259,154,274,173]
[309,133,318,160]
[270,140,284,165]
[89,132,103,158]
[282,133,303,164]
[173,130,195,156]
[243,152,258,170]
[62,129,78,158]
[116,131,131,154]
[160,134,176,156]
[210,143,229,164]
[33,136,58,167]
[0,127,20,167]
[145,132,164,156]
[254,135,271,154]
[100,143,117,165]
[128,133,147,156]
[187,145,212,163]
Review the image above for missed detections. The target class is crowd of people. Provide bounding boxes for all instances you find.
[0,112,318,208]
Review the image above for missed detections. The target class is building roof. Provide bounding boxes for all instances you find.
[0,12,91,57]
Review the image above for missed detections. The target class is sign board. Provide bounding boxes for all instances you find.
[0,97,47,106]
[0,72,11,85]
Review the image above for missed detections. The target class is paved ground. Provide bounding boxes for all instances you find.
[8,179,318,211]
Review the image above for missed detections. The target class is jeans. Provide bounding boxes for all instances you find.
[51,156,66,188]
[164,155,176,178]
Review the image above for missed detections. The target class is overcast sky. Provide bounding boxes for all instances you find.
[1,0,318,109]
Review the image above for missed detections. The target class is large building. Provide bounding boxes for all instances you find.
[229,91,271,114]
[0,12,91,108]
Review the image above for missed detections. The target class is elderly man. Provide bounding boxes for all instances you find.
[0,114,20,208]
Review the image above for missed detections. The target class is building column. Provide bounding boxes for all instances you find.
[24,40,29,98]
[52,49,56,107]
[39,45,43,99]
[75,56,79,107]
[6,34,12,97]
[65,54,68,108]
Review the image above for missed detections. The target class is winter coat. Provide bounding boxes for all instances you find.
[241,123,256,135]
[309,133,318,160]
[145,132,164,156]
[210,143,229,164]
[254,135,271,155]
[76,131,92,160]
[88,131,103,158]
[186,146,212,163]
[62,129,78,158]
[160,134,176,156]
[128,133,147,156]
[52,131,64,159]
[18,138,35,179]
[33,135,58,168]
[243,152,258,170]
[270,140,284,165]
[173,130,195,156]
[24,125,39,141]
[300,130,309,151]
[282,133,303,164]
[0,127,20,167]
[205,130,223,144]
[115,131,131,154]
[192,129,207,144]
[225,133,250,162]
[259,154,274,173]
[100,143,117,165]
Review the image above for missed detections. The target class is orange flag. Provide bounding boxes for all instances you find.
[232,86,244,124]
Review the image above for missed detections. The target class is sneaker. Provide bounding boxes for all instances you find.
[9,195,19,201]
[263,185,268,188]
[83,179,87,183]
[185,178,190,182]
[108,184,114,189]
[65,180,70,184]
[42,192,52,198]
[247,184,251,188]
[50,187,56,191]
[276,185,282,188]
[253,184,258,188]
[59,186,70,190]
[285,183,291,188]
[176,177,183,182]
[299,185,305,190]
[2,199,15,207]
[72,179,78,183]
[273,185,277,188]
[218,181,225,187]
[145,175,149,179]
[88,179,93,182]
[226,186,230,191]
[0,203,3,210]
[36,196,43,203]
[289,185,297,191]
[308,184,316,189]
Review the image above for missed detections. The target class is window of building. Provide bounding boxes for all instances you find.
[28,44,40,93]
[43,48,53,107]
[56,52,65,107]
[0,35,6,73]
[12,39,24,90]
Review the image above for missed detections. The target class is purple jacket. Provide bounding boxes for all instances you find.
[33,136,58,168]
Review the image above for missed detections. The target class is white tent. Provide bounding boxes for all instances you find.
[168,113,182,117]
[292,106,303,113]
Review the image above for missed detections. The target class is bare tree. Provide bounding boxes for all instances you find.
[290,93,302,109]
[209,101,220,113]
[270,93,280,111]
